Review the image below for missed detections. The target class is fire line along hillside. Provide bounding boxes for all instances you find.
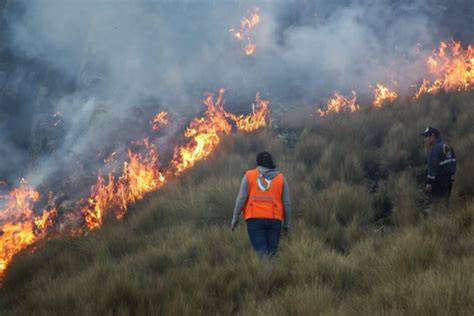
[1,90,474,315]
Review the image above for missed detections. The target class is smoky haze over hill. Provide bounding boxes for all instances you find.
[0,0,473,191]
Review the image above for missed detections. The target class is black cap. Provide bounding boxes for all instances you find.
[256,151,276,169]
[420,126,440,138]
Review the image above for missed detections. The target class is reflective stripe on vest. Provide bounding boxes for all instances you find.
[243,169,284,221]
[439,158,456,166]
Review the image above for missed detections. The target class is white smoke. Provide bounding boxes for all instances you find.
[0,0,472,190]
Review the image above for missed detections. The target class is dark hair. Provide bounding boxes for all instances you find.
[256,152,276,169]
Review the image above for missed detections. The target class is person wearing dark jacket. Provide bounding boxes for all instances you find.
[231,152,291,257]
[420,127,456,207]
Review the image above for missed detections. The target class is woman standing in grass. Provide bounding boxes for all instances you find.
[231,152,291,257]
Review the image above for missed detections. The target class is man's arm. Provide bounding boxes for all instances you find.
[231,176,249,229]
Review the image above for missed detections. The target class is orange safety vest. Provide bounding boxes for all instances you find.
[242,169,284,221]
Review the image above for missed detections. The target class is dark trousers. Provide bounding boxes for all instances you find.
[432,175,452,197]
[431,175,453,209]
[246,218,282,257]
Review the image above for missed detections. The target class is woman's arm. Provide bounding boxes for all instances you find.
[231,176,249,227]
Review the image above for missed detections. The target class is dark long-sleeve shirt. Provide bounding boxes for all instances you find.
[426,138,456,184]
[231,166,291,229]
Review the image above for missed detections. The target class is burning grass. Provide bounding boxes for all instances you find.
[416,41,474,98]
[0,89,270,278]
[1,91,474,314]
[318,91,359,116]
[229,8,260,56]
[2,38,473,280]
[373,84,398,108]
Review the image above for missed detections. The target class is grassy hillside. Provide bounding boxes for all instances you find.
[1,91,474,315]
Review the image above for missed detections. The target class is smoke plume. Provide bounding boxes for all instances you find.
[0,0,473,194]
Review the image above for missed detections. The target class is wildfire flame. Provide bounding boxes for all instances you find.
[82,139,167,230]
[170,89,233,174]
[226,92,270,132]
[0,89,269,278]
[416,41,474,98]
[0,180,56,278]
[244,43,257,56]
[318,91,359,116]
[373,84,398,108]
[151,111,170,131]
[4,39,473,281]
[230,8,260,56]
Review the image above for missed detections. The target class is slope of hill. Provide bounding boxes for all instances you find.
[1,91,474,315]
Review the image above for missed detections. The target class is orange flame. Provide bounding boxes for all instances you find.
[230,8,260,56]
[170,88,233,175]
[80,89,269,229]
[0,180,56,278]
[318,91,359,116]
[82,139,167,230]
[416,41,474,98]
[244,42,257,56]
[1,88,269,278]
[226,92,270,132]
[33,207,58,236]
[373,84,398,108]
[151,111,170,131]
[240,8,260,31]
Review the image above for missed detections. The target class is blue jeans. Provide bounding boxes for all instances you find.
[246,219,282,257]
